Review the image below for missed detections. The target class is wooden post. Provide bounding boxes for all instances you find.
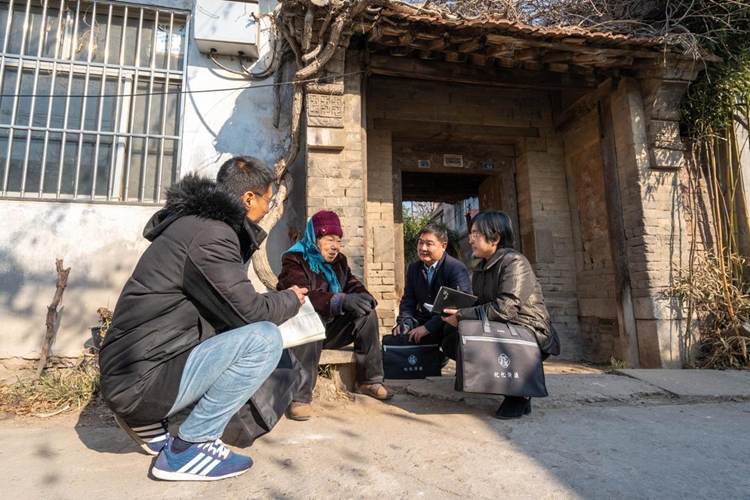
[36,259,71,379]
[598,96,641,368]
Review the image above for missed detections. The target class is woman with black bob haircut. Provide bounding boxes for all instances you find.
[442,210,560,419]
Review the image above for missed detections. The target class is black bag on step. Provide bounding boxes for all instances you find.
[456,308,547,397]
[382,334,443,379]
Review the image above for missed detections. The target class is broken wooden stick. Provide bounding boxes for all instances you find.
[35,259,71,379]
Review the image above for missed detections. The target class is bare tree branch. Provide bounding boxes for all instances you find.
[36,259,71,379]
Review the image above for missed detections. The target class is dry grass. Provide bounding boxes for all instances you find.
[0,356,100,416]
[317,363,335,379]
[698,333,750,369]
[667,252,750,369]
[608,357,631,371]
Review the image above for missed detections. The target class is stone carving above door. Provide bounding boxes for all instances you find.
[307,93,344,128]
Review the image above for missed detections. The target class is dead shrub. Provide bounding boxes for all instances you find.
[0,355,100,415]
[667,252,750,369]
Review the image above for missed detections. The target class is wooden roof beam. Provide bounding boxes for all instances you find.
[515,48,538,60]
[373,118,539,143]
[485,33,667,59]
[458,38,483,53]
[486,43,514,58]
[399,32,414,46]
[369,54,599,90]
[541,51,572,63]
[427,37,449,51]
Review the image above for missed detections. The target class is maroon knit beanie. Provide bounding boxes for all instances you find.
[311,210,343,238]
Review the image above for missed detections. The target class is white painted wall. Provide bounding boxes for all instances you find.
[0,0,306,359]
[0,202,155,358]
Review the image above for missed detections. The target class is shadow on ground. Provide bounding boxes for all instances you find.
[74,398,138,455]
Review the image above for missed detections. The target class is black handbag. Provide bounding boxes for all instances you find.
[228,348,309,446]
[382,334,443,379]
[456,308,548,397]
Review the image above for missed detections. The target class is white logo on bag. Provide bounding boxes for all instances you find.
[408,355,418,365]
[498,354,511,368]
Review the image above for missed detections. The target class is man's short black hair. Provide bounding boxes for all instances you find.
[470,210,514,249]
[418,223,448,244]
[216,156,274,199]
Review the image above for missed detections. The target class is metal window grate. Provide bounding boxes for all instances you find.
[0,0,188,203]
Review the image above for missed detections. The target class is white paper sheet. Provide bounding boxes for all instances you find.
[278,296,326,348]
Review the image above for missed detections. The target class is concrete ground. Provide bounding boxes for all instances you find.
[2,362,749,500]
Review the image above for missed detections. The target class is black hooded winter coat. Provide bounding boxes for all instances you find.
[99,174,301,424]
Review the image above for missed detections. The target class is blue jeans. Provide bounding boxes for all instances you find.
[166,321,283,442]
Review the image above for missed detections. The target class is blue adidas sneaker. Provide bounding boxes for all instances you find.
[152,437,253,481]
[114,414,169,456]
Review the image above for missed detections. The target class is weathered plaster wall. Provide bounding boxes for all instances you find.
[0,0,305,359]
[563,107,620,363]
[610,78,688,368]
[515,134,582,360]
[0,202,155,358]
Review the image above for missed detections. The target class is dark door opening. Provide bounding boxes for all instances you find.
[401,171,488,204]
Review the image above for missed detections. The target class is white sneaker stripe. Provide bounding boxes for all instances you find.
[177,453,206,473]
[199,459,221,476]
[190,455,215,475]
[131,423,164,432]
[137,430,167,438]
[146,435,168,444]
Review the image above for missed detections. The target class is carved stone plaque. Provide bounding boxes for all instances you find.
[307,93,344,128]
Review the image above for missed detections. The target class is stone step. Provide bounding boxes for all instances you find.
[318,347,356,392]
[319,346,356,365]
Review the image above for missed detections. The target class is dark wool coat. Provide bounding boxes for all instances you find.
[455,248,561,356]
[276,252,370,321]
[397,253,472,335]
[99,174,301,423]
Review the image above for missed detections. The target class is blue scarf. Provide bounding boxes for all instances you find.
[285,219,341,293]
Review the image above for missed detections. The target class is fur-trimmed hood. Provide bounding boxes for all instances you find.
[142,174,266,254]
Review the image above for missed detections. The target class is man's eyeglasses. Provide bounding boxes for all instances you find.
[255,192,277,210]
[468,230,483,240]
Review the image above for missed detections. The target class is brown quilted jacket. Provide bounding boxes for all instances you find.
[277,251,371,321]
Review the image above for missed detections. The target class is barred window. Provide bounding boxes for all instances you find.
[0,0,188,203]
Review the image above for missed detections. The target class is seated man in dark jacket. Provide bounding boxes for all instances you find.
[99,156,307,482]
[395,223,472,359]
[277,210,391,421]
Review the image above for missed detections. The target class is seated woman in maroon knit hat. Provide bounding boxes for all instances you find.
[277,210,392,421]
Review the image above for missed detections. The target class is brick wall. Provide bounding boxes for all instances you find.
[302,55,698,367]
[365,75,582,355]
[516,138,582,360]
[579,317,620,362]
[305,50,367,278]
[610,78,688,367]
[562,107,619,363]
[367,76,553,129]
[366,129,398,334]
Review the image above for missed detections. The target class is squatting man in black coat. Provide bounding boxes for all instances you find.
[99,156,307,481]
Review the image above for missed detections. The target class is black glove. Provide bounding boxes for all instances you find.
[363,293,377,309]
[342,293,374,317]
